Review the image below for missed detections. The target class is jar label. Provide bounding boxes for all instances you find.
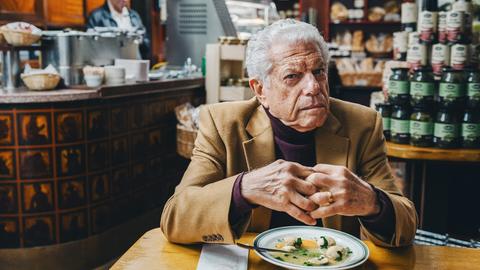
[467,83,480,98]
[462,123,480,140]
[439,83,465,98]
[431,44,449,63]
[383,117,391,131]
[434,123,459,141]
[388,80,409,95]
[391,119,410,134]
[451,44,468,69]
[410,82,434,97]
[410,120,434,137]
[438,12,447,30]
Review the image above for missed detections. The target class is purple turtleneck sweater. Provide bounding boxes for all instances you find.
[229,109,395,238]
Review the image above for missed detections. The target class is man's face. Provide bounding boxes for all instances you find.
[254,42,330,132]
[109,0,129,12]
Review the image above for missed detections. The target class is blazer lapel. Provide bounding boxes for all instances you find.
[242,105,275,232]
[315,112,352,232]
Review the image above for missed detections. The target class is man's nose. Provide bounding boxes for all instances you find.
[303,72,321,96]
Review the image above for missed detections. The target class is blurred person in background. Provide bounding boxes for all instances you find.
[87,0,151,59]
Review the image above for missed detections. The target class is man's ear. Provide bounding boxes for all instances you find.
[249,78,269,108]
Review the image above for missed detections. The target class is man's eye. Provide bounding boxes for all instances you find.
[312,69,325,75]
[285,74,299,80]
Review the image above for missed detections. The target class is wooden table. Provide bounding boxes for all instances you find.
[385,142,480,237]
[111,228,480,270]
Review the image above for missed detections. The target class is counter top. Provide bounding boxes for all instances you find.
[0,77,204,104]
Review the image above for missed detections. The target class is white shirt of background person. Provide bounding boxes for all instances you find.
[108,0,134,31]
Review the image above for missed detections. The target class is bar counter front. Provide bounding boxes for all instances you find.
[0,78,204,269]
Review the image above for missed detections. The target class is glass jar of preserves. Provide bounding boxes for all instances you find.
[375,103,392,141]
[391,105,411,144]
[388,68,410,105]
[410,66,435,107]
[434,108,460,148]
[438,67,466,108]
[461,109,480,148]
[466,68,480,108]
[410,107,434,147]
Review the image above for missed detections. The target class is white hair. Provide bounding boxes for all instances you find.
[245,19,329,84]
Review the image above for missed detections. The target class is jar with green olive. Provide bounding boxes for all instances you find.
[438,67,466,108]
[410,66,435,107]
[461,109,480,148]
[434,108,460,148]
[391,105,411,144]
[466,68,480,108]
[388,68,410,105]
[375,103,392,140]
[410,107,434,147]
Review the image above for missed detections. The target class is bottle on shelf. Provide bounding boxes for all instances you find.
[431,43,450,76]
[438,67,466,109]
[452,0,473,41]
[466,68,480,108]
[418,0,438,44]
[391,105,411,144]
[461,108,480,149]
[410,106,435,147]
[401,1,417,32]
[434,107,461,148]
[410,66,435,108]
[388,67,411,105]
[376,103,392,141]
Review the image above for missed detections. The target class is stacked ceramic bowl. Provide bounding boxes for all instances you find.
[104,66,126,85]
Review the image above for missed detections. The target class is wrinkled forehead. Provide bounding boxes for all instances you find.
[270,42,324,72]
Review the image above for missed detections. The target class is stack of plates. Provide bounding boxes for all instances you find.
[104,66,125,85]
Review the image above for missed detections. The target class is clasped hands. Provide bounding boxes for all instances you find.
[241,160,380,225]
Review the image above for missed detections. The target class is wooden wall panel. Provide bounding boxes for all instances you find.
[0,0,36,14]
[45,0,85,26]
[86,0,104,16]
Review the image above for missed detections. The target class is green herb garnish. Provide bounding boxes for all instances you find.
[275,256,284,261]
[294,237,302,248]
[320,236,328,249]
[335,250,343,262]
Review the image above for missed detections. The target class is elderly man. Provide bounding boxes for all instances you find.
[87,0,150,59]
[161,19,417,247]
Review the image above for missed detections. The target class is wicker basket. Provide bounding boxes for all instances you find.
[1,28,41,46]
[176,124,198,159]
[21,73,61,91]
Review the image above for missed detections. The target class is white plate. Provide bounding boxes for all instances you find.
[253,226,369,270]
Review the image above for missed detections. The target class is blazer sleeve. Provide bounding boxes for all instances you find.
[160,106,250,244]
[358,112,418,247]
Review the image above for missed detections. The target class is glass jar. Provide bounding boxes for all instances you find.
[438,67,466,108]
[375,103,392,141]
[434,108,460,148]
[410,66,435,107]
[388,68,410,105]
[391,105,411,144]
[466,68,480,108]
[410,107,434,147]
[461,109,480,148]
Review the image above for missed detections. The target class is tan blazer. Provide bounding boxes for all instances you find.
[161,97,417,247]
